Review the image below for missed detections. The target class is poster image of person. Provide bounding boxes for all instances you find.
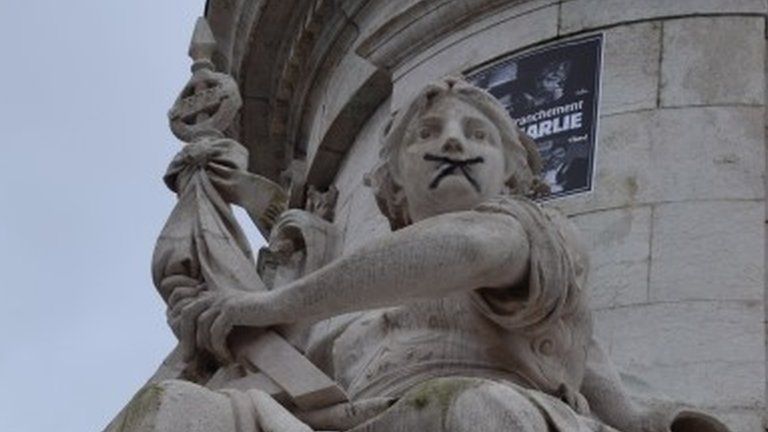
[465,35,602,199]
[513,60,572,112]
[540,139,590,195]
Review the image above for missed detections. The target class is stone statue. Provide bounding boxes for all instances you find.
[109,19,733,432]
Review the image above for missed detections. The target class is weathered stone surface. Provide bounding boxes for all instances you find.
[333,102,391,211]
[117,380,236,432]
[550,109,652,216]
[304,53,390,169]
[593,300,764,409]
[635,361,764,431]
[338,184,389,254]
[305,54,377,163]
[570,206,651,310]
[240,99,279,179]
[303,56,392,190]
[649,200,764,302]
[560,0,767,35]
[206,0,261,73]
[648,107,765,203]
[554,106,764,215]
[661,17,765,108]
[357,0,555,72]
[331,102,391,254]
[351,0,428,48]
[391,0,557,75]
[392,2,559,109]
[304,148,345,188]
[601,22,661,116]
[706,408,766,432]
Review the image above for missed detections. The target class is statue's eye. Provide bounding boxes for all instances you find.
[418,127,432,140]
[472,129,487,140]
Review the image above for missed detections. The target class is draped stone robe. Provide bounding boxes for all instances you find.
[292,196,602,430]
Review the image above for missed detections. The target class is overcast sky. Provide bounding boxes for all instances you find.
[0,2,270,431]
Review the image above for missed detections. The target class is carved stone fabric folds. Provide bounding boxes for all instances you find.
[153,138,275,301]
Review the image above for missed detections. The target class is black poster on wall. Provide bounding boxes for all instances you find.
[465,35,603,199]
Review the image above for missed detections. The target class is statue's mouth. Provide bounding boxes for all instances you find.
[424,153,485,192]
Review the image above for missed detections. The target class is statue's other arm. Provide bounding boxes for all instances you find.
[184,211,530,359]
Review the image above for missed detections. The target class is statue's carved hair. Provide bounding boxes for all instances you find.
[365,77,547,230]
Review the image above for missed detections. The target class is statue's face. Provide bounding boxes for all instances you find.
[398,95,507,221]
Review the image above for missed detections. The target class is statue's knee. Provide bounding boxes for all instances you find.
[445,381,546,432]
[117,380,235,432]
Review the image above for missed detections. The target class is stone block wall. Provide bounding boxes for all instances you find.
[308,1,767,429]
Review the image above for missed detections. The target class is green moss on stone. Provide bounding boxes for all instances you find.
[403,378,482,413]
[117,384,165,432]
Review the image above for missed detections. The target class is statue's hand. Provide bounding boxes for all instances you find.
[187,289,284,363]
[163,276,207,360]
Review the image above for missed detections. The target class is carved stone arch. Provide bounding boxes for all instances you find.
[202,0,535,210]
[356,0,515,71]
[204,0,392,209]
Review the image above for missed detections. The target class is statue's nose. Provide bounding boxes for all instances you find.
[441,136,464,154]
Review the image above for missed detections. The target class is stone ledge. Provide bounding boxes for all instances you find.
[559,0,767,35]
[356,0,523,71]
[392,0,559,80]
[392,3,559,109]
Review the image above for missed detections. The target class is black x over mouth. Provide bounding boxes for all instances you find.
[423,153,485,192]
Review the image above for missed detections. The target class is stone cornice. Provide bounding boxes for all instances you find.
[355,0,519,71]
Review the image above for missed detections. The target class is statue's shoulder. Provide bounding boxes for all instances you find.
[538,203,590,288]
[474,195,564,226]
[475,195,589,281]
[476,194,576,230]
